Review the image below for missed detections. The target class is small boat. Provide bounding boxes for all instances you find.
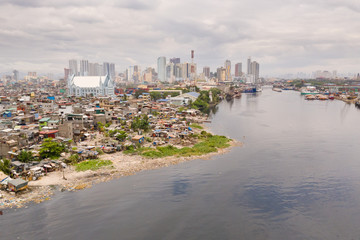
[305,95,316,100]
[272,88,282,92]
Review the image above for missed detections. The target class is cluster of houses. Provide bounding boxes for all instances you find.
[0,80,207,193]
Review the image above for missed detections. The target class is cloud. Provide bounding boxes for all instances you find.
[0,0,360,77]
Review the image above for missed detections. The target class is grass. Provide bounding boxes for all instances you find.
[75,159,113,172]
[190,123,204,129]
[127,134,231,159]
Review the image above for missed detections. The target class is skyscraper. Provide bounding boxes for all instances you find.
[109,63,116,79]
[80,60,89,76]
[170,58,180,64]
[247,57,251,75]
[157,57,166,82]
[235,63,242,77]
[69,59,78,76]
[225,60,231,81]
[217,67,226,81]
[251,61,260,83]
[203,67,210,78]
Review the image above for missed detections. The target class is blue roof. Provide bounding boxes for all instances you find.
[157,99,170,102]
[186,92,200,98]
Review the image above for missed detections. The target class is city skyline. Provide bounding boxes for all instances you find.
[0,0,360,77]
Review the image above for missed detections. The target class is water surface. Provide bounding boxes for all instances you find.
[2,89,360,240]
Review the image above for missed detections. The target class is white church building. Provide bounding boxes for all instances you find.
[67,75,115,97]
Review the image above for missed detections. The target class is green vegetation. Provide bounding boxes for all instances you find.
[18,150,35,163]
[0,158,11,175]
[108,129,128,141]
[75,159,113,172]
[66,154,80,165]
[39,138,65,159]
[131,115,150,131]
[190,123,204,129]
[97,122,105,132]
[124,134,231,159]
[115,131,127,142]
[95,147,104,155]
[191,88,222,114]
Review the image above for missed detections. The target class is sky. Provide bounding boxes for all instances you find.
[0,0,360,77]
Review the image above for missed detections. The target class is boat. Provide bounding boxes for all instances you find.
[272,88,282,92]
[300,86,319,95]
[256,85,263,92]
[355,101,360,108]
[305,95,316,100]
[242,87,256,93]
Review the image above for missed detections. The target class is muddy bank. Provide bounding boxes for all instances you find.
[1,139,241,210]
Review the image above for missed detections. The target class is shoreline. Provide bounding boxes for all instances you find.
[1,136,241,210]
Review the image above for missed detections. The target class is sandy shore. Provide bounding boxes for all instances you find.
[0,139,242,209]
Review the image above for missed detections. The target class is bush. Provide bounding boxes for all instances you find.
[0,158,11,175]
[18,150,34,163]
[66,154,80,165]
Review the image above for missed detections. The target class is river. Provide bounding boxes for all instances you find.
[2,88,360,240]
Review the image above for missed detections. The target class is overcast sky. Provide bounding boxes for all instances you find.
[1,0,360,77]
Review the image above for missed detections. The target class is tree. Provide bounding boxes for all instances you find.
[150,92,162,101]
[131,115,150,131]
[115,131,127,142]
[0,158,11,175]
[39,138,65,159]
[18,150,34,163]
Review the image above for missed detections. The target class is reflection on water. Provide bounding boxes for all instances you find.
[3,89,360,240]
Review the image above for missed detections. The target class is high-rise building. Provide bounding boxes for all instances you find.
[174,64,182,79]
[157,57,166,82]
[247,57,251,75]
[80,60,89,76]
[251,61,260,83]
[12,70,19,81]
[103,62,110,76]
[69,59,78,76]
[109,63,115,79]
[203,67,210,78]
[217,67,226,81]
[225,60,231,81]
[235,63,242,77]
[64,68,70,81]
[170,58,180,64]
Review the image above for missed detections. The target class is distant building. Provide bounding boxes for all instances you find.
[247,57,251,75]
[217,67,226,81]
[157,57,166,82]
[64,68,70,81]
[235,63,242,77]
[203,67,210,78]
[13,70,19,81]
[170,58,180,64]
[69,59,78,76]
[80,60,89,76]
[225,60,231,81]
[68,75,115,97]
